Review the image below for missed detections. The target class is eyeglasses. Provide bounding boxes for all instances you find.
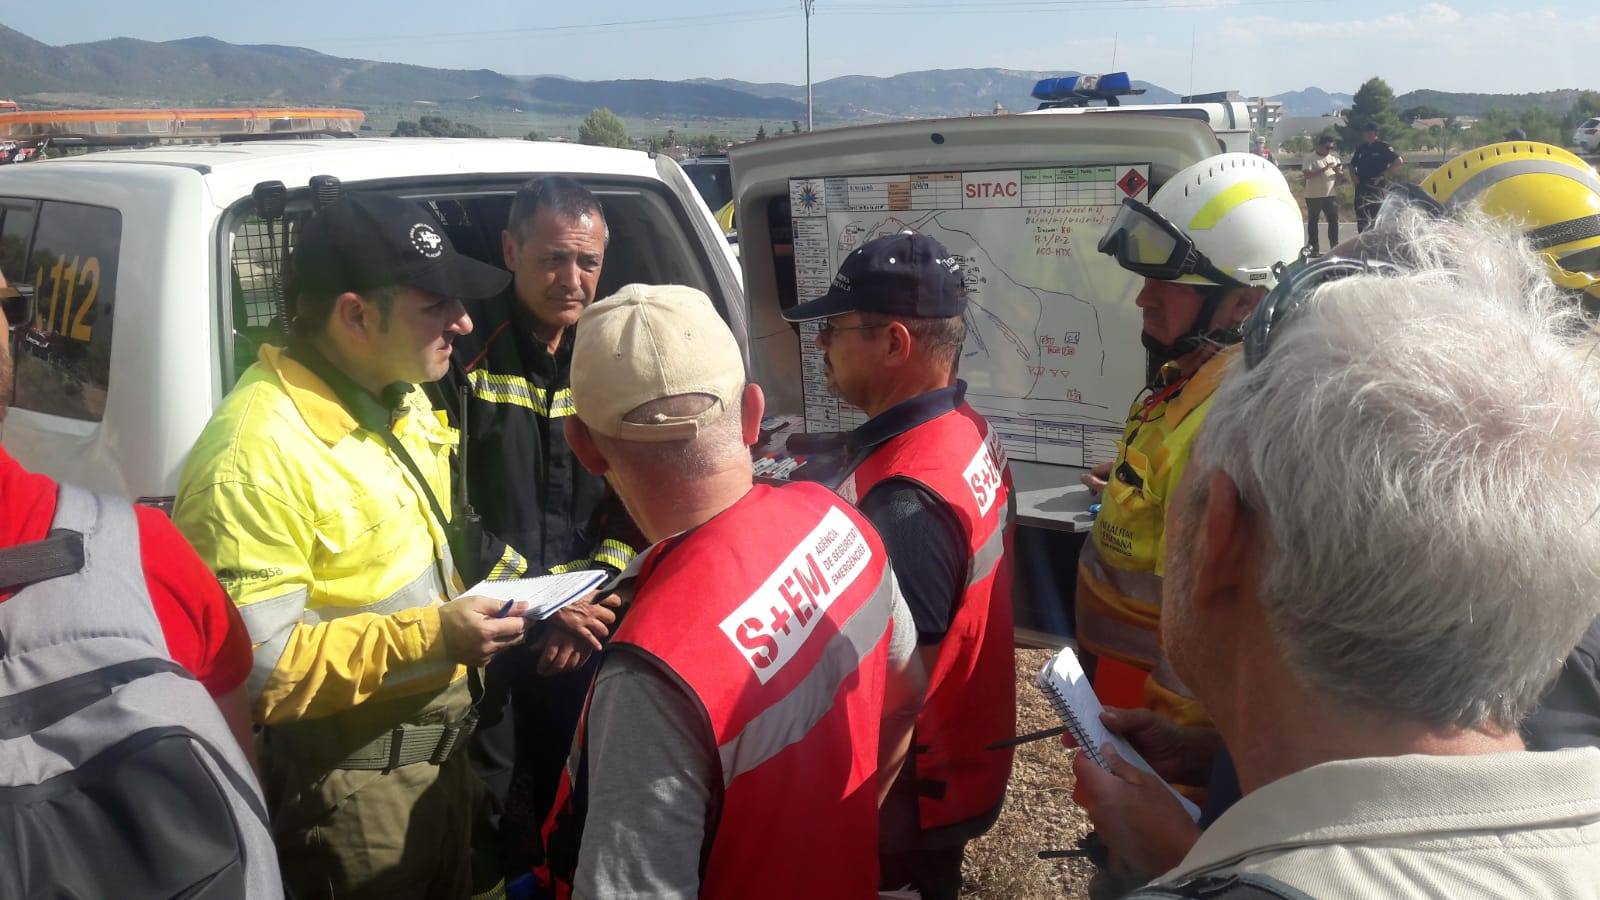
[1243,254,1403,369]
[1098,197,1246,289]
[817,320,885,339]
[1,284,32,337]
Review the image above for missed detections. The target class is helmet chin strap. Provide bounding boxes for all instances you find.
[1140,284,1239,364]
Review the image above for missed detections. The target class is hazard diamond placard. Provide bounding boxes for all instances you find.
[1115,165,1150,203]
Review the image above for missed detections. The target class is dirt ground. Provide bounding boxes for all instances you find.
[960,648,1095,898]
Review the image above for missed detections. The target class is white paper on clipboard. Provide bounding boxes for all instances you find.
[463,569,608,620]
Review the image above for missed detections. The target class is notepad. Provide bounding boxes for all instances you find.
[463,569,608,621]
[1036,646,1201,821]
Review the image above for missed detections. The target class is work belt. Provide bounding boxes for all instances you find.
[333,708,479,771]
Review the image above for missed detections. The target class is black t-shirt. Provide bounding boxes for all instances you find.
[1524,616,1600,751]
[1350,140,1399,183]
[860,476,968,645]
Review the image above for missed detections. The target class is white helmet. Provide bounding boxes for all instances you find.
[1100,152,1304,290]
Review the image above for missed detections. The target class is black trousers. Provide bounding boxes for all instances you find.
[1355,184,1384,233]
[881,842,967,900]
[1305,196,1339,252]
[468,644,601,888]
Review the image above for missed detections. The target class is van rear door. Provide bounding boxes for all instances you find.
[730,114,1220,642]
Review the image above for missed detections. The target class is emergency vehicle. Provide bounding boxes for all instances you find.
[0,127,738,511]
[1,107,1232,643]
[726,111,1226,642]
[1022,72,1257,154]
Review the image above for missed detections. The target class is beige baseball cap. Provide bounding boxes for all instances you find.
[570,283,745,442]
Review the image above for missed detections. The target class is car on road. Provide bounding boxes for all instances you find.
[1575,118,1600,153]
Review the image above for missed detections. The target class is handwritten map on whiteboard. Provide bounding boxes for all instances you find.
[790,165,1151,467]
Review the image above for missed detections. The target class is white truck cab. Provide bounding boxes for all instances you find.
[0,138,741,504]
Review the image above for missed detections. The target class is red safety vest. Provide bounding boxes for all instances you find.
[540,482,896,899]
[838,402,1017,833]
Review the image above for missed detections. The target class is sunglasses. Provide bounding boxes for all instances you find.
[817,320,885,339]
[1243,255,1403,369]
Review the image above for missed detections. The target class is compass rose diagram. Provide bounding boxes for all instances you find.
[790,179,826,216]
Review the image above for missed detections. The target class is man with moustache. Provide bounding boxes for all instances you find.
[435,176,645,889]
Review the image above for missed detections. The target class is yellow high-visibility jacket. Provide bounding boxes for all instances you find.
[1075,347,1235,726]
[175,345,465,725]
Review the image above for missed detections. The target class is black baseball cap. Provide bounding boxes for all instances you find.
[782,230,967,322]
[289,192,510,304]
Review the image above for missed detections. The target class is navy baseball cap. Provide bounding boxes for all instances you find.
[782,230,967,322]
[290,192,510,304]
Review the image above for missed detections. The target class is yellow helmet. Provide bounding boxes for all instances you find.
[1421,142,1600,300]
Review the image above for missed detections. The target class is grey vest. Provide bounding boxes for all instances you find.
[0,484,284,899]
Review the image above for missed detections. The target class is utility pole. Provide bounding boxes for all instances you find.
[803,0,816,131]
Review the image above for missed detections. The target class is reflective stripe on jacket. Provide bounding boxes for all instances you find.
[1075,348,1235,727]
[434,295,642,582]
[174,345,464,726]
[838,401,1017,834]
[541,482,895,899]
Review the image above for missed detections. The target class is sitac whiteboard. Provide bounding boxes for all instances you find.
[790,165,1150,467]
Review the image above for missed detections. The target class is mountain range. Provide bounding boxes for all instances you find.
[0,25,1586,124]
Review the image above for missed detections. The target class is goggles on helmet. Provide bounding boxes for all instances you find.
[1531,215,1600,292]
[1098,197,1246,288]
[1243,254,1404,369]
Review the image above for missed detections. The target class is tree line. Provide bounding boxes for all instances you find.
[1283,78,1600,156]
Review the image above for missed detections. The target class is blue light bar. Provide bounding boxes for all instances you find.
[1031,77,1064,101]
[1030,72,1138,102]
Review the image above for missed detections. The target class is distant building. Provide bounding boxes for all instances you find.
[1248,97,1284,140]
[1412,117,1449,130]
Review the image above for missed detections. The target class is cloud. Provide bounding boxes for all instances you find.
[1200,3,1600,92]
[1219,2,1464,42]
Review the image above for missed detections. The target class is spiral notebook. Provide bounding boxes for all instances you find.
[1036,646,1201,821]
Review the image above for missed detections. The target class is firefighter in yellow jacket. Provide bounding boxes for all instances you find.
[175,191,530,899]
[1077,154,1304,727]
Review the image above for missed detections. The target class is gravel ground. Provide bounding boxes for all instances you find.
[960,648,1095,899]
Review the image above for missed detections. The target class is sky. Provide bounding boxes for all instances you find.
[9,1,1598,97]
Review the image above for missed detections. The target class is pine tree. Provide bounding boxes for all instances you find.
[578,108,629,148]
[1338,78,1403,150]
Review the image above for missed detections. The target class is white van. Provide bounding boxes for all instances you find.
[0,138,740,506]
[4,115,1226,643]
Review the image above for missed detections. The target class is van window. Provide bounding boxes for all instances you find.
[221,177,723,392]
[8,201,121,422]
[0,201,36,284]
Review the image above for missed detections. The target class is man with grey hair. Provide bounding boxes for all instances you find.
[1080,211,1600,898]
[537,283,923,898]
